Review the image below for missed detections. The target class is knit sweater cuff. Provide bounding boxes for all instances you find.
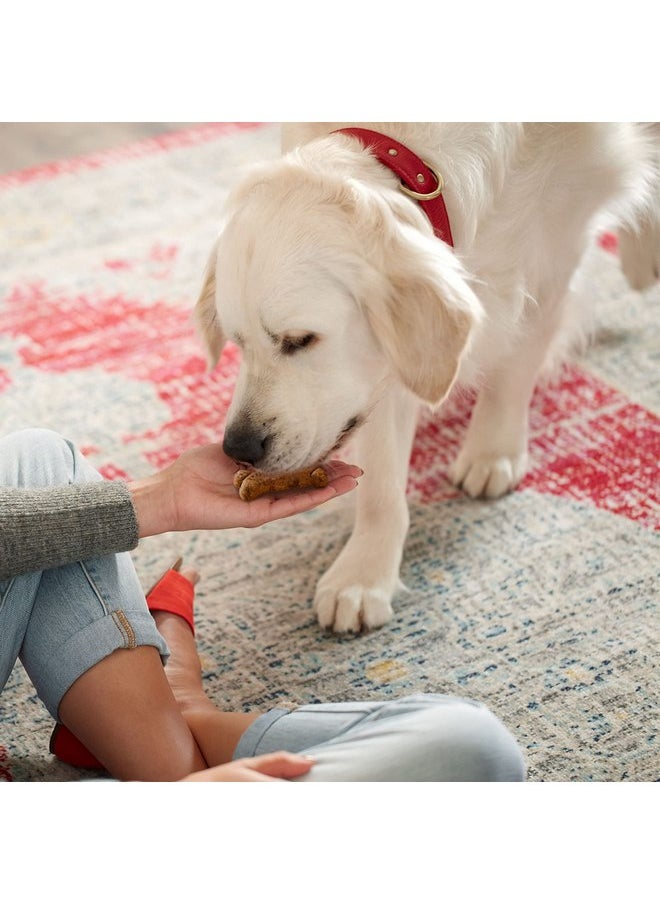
[0,481,139,581]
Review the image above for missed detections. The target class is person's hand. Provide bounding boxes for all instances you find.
[129,444,362,537]
[180,751,314,782]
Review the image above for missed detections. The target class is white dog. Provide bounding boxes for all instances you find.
[195,123,659,632]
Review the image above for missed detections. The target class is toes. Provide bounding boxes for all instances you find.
[449,453,527,499]
[446,457,467,489]
[462,460,502,498]
[313,585,394,633]
[360,590,393,630]
[332,588,363,633]
[313,588,340,630]
[483,456,526,498]
[178,567,200,586]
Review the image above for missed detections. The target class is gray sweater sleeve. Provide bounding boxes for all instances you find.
[0,482,140,581]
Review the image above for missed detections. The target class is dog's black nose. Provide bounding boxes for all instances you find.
[223,427,268,466]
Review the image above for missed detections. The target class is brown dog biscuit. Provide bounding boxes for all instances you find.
[232,469,252,490]
[234,466,329,501]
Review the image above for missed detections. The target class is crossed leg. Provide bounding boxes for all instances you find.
[56,566,261,780]
[59,566,525,783]
[149,568,261,768]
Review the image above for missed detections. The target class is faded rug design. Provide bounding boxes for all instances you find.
[0,123,658,781]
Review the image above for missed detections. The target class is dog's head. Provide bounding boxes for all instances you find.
[195,144,482,473]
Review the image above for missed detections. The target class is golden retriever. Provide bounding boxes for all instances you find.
[195,123,659,632]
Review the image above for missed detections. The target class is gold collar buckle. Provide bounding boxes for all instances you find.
[399,164,445,201]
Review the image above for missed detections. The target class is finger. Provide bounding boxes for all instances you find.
[234,770,283,782]
[181,764,283,782]
[177,566,200,585]
[322,460,364,481]
[247,751,315,778]
[258,478,359,522]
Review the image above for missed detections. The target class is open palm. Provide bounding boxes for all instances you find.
[160,444,361,532]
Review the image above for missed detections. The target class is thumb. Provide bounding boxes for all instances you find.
[247,751,315,778]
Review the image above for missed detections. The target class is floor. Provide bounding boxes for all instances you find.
[0,123,202,175]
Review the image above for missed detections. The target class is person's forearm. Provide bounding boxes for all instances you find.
[126,472,176,539]
[0,483,139,580]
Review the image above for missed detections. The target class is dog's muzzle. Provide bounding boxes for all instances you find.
[223,424,269,467]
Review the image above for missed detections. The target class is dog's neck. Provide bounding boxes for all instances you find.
[331,127,454,247]
[282,123,523,250]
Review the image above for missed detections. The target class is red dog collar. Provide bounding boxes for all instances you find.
[333,127,454,246]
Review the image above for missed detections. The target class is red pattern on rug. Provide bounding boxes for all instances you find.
[0,279,240,472]
[411,370,659,528]
[2,268,658,529]
[0,123,263,191]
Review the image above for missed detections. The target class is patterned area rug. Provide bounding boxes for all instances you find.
[0,123,658,781]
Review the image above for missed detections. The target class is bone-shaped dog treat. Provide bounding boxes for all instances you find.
[233,466,329,501]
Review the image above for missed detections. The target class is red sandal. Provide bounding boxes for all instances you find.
[144,556,195,636]
[49,559,196,769]
[49,721,104,769]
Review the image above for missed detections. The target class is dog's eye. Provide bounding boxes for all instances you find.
[281,333,317,355]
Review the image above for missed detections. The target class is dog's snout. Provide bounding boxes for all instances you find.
[223,425,269,466]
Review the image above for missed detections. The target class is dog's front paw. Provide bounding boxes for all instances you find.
[313,549,399,632]
[314,583,394,633]
[313,519,407,632]
[448,449,528,499]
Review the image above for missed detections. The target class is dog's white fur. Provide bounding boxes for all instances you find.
[196,122,660,632]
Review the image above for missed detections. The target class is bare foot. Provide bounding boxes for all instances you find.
[152,566,206,708]
[153,564,261,765]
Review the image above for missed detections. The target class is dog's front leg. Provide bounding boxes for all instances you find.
[314,386,419,633]
[448,291,567,498]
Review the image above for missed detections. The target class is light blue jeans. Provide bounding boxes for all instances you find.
[1,429,525,781]
[235,695,526,781]
[0,429,168,719]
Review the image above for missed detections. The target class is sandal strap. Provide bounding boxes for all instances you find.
[50,723,103,770]
[146,568,195,635]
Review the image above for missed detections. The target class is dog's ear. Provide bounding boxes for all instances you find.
[360,199,482,406]
[193,241,226,368]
